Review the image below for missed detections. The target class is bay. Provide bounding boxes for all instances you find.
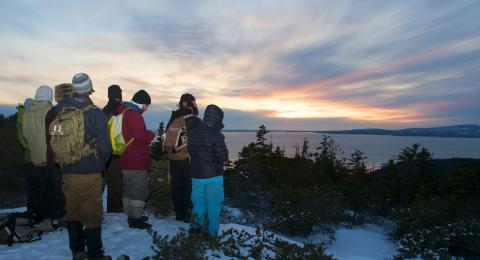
[224,132,480,169]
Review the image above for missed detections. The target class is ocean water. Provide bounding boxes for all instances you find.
[223,132,480,168]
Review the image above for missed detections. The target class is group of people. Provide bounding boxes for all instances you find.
[18,73,229,260]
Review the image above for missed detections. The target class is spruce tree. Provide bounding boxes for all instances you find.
[150,122,165,161]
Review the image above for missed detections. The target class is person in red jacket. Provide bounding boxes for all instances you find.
[117,90,155,229]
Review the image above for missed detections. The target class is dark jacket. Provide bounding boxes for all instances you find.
[166,107,202,136]
[55,94,112,174]
[45,106,59,169]
[117,102,155,171]
[188,105,229,179]
[103,99,121,118]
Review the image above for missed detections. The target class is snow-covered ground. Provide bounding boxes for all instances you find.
[291,224,397,260]
[1,204,397,259]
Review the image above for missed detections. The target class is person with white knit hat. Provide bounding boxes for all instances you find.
[54,73,112,260]
[22,85,55,231]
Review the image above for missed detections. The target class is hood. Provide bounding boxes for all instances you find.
[203,104,224,130]
[35,85,53,103]
[28,99,52,111]
[117,101,142,114]
[57,93,94,110]
[24,98,34,109]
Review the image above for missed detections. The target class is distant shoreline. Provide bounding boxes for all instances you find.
[222,124,480,138]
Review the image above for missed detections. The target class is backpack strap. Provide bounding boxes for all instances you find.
[79,104,99,159]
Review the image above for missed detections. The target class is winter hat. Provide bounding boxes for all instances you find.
[179,93,196,108]
[54,83,73,101]
[35,85,53,102]
[132,90,151,105]
[179,93,198,115]
[108,85,122,100]
[72,73,94,94]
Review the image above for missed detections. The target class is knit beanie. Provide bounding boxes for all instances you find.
[108,85,122,100]
[72,73,94,94]
[54,83,73,101]
[35,85,53,102]
[132,90,151,105]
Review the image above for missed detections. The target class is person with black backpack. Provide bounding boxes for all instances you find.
[49,73,112,260]
[164,94,201,223]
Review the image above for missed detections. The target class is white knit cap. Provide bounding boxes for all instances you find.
[34,85,53,102]
[72,73,94,94]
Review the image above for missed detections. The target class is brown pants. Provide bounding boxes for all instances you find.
[106,156,123,213]
[63,173,103,228]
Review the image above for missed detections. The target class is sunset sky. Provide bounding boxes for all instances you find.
[0,0,479,130]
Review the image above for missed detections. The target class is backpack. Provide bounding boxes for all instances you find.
[164,115,194,160]
[16,104,28,149]
[108,108,134,156]
[49,105,97,167]
[0,212,41,246]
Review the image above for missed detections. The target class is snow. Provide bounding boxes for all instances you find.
[290,224,397,260]
[1,204,397,259]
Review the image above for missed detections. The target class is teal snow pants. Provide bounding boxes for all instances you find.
[190,175,224,236]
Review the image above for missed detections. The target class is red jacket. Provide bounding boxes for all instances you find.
[117,103,155,171]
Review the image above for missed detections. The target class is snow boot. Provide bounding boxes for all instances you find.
[72,251,87,260]
[127,217,151,229]
[33,218,55,232]
[84,226,108,260]
[67,221,86,254]
[116,255,130,260]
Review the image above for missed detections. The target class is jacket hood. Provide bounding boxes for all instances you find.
[203,104,224,130]
[117,101,142,114]
[35,85,53,103]
[24,98,34,109]
[57,93,94,110]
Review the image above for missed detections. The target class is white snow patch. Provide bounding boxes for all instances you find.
[290,224,397,260]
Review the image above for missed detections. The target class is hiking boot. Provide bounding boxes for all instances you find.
[127,216,148,223]
[33,218,55,232]
[72,251,87,260]
[53,218,66,229]
[128,217,151,229]
[183,214,191,223]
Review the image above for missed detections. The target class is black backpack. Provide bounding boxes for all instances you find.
[0,212,41,246]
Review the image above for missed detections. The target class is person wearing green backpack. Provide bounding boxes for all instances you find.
[49,73,112,260]
[17,98,35,217]
[22,86,54,229]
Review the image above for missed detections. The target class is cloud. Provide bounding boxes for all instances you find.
[0,0,479,129]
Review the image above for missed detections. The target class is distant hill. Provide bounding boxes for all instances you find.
[318,124,480,138]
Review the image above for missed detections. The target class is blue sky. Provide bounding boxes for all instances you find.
[0,0,479,130]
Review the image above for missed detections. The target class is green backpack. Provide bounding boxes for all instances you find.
[16,104,29,149]
[49,105,97,167]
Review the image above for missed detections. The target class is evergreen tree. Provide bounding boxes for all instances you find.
[256,124,269,147]
[348,149,367,175]
[150,122,165,160]
[314,135,345,185]
[301,138,310,159]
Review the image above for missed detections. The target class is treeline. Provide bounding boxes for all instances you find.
[0,112,17,127]
[224,125,480,259]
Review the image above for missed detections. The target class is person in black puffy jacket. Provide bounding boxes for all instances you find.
[187,104,228,237]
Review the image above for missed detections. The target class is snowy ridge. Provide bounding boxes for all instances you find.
[0,202,397,259]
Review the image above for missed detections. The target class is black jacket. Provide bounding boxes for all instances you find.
[102,99,121,118]
[188,105,229,179]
